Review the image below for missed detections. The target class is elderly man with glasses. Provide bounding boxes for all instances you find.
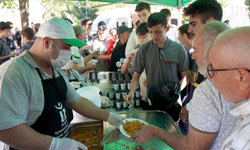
[207,26,250,149]
[131,21,244,150]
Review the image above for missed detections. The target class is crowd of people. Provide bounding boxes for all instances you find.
[0,0,250,149]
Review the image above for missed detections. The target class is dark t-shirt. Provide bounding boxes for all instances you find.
[109,41,127,71]
[20,41,35,53]
[5,34,15,50]
[132,38,189,95]
[14,31,22,48]
[0,38,11,65]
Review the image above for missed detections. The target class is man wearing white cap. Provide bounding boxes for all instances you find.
[0,17,124,150]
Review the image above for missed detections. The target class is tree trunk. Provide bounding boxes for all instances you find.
[19,0,29,29]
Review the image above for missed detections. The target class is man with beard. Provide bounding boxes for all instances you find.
[179,0,224,136]
[0,18,124,150]
[131,21,240,150]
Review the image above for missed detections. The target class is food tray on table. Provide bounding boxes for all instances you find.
[103,110,181,150]
[69,110,180,150]
[68,121,104,150]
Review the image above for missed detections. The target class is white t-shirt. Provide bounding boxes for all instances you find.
[166,25,178,42]
[125,30,139,58]
[187,79,242,150]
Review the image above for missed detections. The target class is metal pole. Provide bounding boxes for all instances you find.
[177,0,182,27]
[85,0,88,18]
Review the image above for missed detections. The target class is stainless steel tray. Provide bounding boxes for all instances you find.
[103,110,180,150]
[68,110,181,150]
[68,120,103,139]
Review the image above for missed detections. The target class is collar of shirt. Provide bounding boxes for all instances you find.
[22,50,59,79]
[0,38,6,43]
[153,37,171,50]
[230,99,250,118]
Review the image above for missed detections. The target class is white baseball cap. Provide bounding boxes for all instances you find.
[36,17,87,47]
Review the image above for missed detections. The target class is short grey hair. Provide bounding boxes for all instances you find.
[196,21,229,77]
[73,24,85,37]
[200,21,229,60]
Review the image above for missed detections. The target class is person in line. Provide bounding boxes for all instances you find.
[177,23,195,135]
[20,27,35,53]
[71,24,98,82]
[0,18,124,150]
[131,21,240,150]
[125,2,151,58]
[5,21,15,51]
[13,27,22,50]
[207,26,250,150]
[61,55,87,125]
[121,22,151,104]
[34,23,41,35]
[109,25,132,71]
[62,57,87,90]
[0,22,16,65]
[80,19,93,53]
[93,21,110,71]
[101,28,118,68]
[160,8,179,42]
[124,12,188,122]
[121,23,151,74]
[131,12,139,29]
[180,0,223,121]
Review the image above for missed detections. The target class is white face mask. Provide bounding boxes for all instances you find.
[61,60,73,70]
[47,40,71,68]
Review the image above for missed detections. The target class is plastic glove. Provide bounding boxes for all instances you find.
[49,137,87,150]
[70,82,81,89]
[107,112,125,127]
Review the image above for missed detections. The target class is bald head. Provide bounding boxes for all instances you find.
[211,26,250,69]
[208,26,250,103]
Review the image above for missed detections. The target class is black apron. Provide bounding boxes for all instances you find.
[9,68,69,150]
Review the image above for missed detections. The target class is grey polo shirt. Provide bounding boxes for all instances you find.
[0,38,11,65]
[0,51,80,130]
[132,38,188,95]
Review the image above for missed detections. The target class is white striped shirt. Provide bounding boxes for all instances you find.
[221,99,250,150]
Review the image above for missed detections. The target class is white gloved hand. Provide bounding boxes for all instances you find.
[49,137,87,150]
[70,82,81,89]
[107,112,125,127]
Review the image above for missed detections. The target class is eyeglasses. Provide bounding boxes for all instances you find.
[207,64,250,78]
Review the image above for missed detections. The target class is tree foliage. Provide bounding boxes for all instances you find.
[0,0,18,10]
[41,0,66,21]
[245,0,250,18]
[60,1,98,24]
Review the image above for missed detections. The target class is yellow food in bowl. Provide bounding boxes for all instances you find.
[123,120,145,135]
